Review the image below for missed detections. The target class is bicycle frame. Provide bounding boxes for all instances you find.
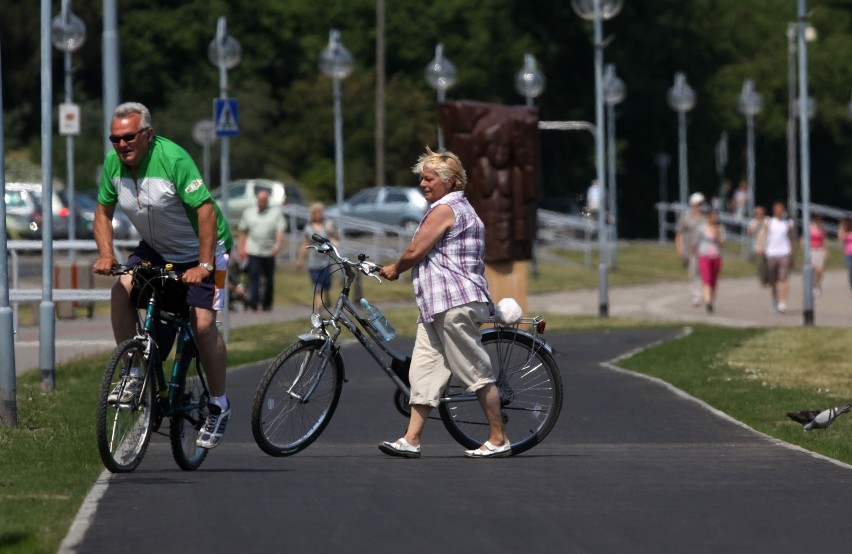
[136,285,207,420]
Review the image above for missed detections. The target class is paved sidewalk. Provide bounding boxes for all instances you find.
[12,268,852,376]
[529,267,852,328]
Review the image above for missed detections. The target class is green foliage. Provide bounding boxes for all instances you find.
[3,0,852,235]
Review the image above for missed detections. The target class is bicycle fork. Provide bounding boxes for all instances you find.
[287,340,337,403]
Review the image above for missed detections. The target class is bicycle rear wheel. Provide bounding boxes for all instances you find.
[439,329,563,455]
[96,339,157,473]
[170,355,210,471]
[251,340,344,456]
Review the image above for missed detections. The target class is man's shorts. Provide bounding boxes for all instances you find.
[127,241,229,312]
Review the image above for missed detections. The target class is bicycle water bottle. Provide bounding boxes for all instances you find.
[360,298,397,341]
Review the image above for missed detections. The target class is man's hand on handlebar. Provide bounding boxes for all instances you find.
[93,256,118,275]
[182,265,210,286]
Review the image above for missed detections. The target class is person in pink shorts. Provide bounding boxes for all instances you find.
[838,217,852,291]
[806,214,827,296]
[694,209,725,313]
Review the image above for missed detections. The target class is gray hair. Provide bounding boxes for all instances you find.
[411,147,467,191]
[113,102,153,128]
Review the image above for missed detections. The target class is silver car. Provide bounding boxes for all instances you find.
[211,178,288,225]
[325,186,427,231]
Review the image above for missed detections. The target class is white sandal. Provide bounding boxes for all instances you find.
[464,440,512,458]
[378,438,421,458]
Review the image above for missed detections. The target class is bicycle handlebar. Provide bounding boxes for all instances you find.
[109,263,183,281]
[309,234,383,280]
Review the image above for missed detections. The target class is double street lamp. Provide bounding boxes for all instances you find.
[571,0,622,317]
[515,53,546,107]
[51,0,86,258]
[320,29,355,237]
[424,43,457,150]
[737,79,763,219]
[667,72,696,207]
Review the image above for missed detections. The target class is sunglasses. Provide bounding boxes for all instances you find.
[109,127,150,144]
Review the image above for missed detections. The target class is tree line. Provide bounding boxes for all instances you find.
[2,0,852,236]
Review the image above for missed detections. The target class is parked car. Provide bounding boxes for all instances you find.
[211,178,289,225]
[68,191,139,241]
[325,186,427,231]
[5,182,74,240]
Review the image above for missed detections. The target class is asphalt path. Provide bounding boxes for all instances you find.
[66,328,852,553]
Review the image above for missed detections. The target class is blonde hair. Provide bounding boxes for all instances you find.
[411,147,467,191]
[309,202,325,216]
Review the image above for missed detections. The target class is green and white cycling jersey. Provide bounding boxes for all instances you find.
[98,136,233,263]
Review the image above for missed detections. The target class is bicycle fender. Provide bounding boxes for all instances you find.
[481,327,554,355]
[296,334,348,383]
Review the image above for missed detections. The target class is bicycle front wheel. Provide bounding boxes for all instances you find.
[96,339,157,473]
[251,340,344,456]
[170,357,210,471]
[439,329,563,455]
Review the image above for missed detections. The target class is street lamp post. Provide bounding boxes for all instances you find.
[571,0,622,317]
[797,0,815,326]
[786,22,816,221]
[667,72,696,208]
[603,63,625,267]
[424,43,457,150]
[737,79,763,219]
[208,16,240,340]
[52,0,86,264]
[515,53,546,107]
[655,152,671,243]
[320,29,355,241]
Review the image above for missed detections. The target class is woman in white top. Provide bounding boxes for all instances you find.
[758,201,797,313]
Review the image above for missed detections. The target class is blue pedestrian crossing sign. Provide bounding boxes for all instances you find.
[214,98,239,136]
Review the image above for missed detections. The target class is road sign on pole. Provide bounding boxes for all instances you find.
[214,98,239,136]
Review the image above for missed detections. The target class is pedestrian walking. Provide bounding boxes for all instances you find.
[806,213,827,296]
[675,192,706,307]
[837,217,852,292]
[695,209,725,313]
[377,148,509,459]
[296,202,337,307]
[237,187,286,312]
[747,205,769,287]
[757,201,797,313]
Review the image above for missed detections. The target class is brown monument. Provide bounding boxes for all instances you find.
[438,101,540,314]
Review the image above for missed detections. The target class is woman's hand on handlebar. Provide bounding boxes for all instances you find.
[379,263,400,281]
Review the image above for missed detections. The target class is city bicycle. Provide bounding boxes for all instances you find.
[96,263,210,473]
[251,235,563,457]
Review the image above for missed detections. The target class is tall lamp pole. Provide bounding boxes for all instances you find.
[320,29,355,242]
[797,0,815,326]
[515,53,546,107]
[39,0,56,390]
[737,79,763,219]
[667,72,696,208]
[0,34,18,426]
[424,43,457,151]
[52,0,87,264]
[571,0,622,318]
[786,22,816,221]
[603,63,625,267]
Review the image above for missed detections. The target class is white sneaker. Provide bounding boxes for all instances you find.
[813,288,822,297]
[777,302,787,313]
[108,375,142,404]
[196,404,231,449]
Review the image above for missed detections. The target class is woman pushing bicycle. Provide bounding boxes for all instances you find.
[378,148,511,459]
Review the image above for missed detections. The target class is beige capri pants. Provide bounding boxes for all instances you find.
[408,301,495,408]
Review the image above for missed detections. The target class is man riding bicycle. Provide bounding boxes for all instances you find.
[92,102,233,450]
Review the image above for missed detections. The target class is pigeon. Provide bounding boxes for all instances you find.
[787,403,852,431]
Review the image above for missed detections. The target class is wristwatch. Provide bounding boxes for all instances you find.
[198,262,214,272]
